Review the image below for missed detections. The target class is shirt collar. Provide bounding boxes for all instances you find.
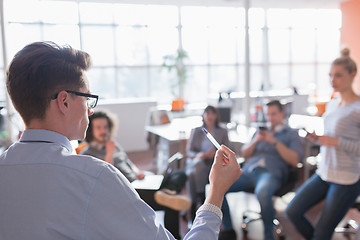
[20,129,73,152]
[272,124,286,133]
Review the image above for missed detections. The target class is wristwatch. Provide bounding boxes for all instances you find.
[273,141,278,147]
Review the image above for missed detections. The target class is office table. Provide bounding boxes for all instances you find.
[145,116,202,173]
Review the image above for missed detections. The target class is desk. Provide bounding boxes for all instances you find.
[145,116,203,173]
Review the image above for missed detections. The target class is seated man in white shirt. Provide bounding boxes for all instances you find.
[0,41,242,240]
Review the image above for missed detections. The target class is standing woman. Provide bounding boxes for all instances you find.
[186,105,230,222]
[285,48,360,240]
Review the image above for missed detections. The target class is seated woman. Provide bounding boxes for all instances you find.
[185,105,230,221]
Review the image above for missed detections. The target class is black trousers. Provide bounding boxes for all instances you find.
[136,188,181,239]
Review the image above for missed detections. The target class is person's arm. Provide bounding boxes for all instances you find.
[262,130,300,167]
[117,149,145,180]
[317,135,360,154]
[241,131,263,158]
[85,151,241,240]
[204,145,242,208]
[104,140,116,165]
[111,143,138,182]
[273,141,299,167]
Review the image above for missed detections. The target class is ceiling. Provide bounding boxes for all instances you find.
[75,0,346,8]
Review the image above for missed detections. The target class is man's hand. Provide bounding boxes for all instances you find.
[195,152,206,160]
[104,140,116,165]
[105,140,116,155]
[195,148,216,160]
[260,130,277,145]
[253,130,266,143]
[306,131,319,143]
[206,145,242,208]
[136,172,145,180]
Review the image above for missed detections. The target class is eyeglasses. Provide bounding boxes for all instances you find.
[51,90,99,109]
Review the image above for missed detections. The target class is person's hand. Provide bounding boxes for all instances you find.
[136,172,145,180]
[205,148,216,159]
[261,130,277,145]
[253,130,266,143]
[318,135,339,147]
[208,145,242,197]
[105,140,116,155]
[306,131,319,143]
[196,152,206,160]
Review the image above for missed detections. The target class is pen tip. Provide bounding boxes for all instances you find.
[202,128,208,134]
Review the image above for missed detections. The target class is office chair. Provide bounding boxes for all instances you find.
[241,166,300,240]
[145,108,171,153]
[334,195,360,240]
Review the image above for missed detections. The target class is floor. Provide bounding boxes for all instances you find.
[128,149,360,240]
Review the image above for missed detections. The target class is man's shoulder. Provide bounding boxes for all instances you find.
[193,126,203,132]
[59,152,112,178]
[217,126,228,133]
[284,126,299,135]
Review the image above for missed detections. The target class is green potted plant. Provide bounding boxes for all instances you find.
[162,48,188,111]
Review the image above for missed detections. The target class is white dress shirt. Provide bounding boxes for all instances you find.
[0,129,221,240]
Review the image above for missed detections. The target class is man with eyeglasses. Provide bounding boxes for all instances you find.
[51,90,99,110]
[0,41,242,240]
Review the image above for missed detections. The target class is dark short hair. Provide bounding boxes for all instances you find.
[85,111,115,143]
[6,41,92,125]
[202,105,220,128]
[266,100,284,112]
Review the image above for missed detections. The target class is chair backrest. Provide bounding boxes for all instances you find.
[159,152,187,193]
[148,108,171,126]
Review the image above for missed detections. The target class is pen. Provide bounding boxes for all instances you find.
[202,127,221,150]
[202,127,229,161]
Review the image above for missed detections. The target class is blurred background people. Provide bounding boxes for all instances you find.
[286,48,360,240]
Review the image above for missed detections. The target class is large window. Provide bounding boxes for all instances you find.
[0,0,342,104]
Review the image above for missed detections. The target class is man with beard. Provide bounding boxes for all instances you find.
[80,111,145,182]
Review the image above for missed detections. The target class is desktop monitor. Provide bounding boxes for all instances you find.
[218,107,231,123]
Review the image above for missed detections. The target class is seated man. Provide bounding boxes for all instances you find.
[220,100,304,240]
[80,111,145,182]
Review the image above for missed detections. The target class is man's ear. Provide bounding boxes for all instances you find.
[55,91,70,114]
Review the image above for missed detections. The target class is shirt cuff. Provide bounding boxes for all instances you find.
[197,203,223,220]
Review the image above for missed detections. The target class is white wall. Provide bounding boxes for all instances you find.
[96,98,157,152]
